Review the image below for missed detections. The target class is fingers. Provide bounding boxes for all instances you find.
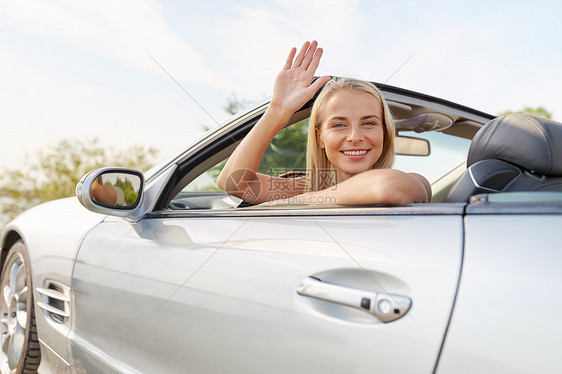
[288,40,322,71]
[312,75,332,90]
[283,47,297,69]
[307,45,323,73]
[293,41,311,68]
[310,75,332,94]
[300,40,319,69]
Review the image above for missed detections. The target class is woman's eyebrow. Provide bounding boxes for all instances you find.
[360,115,382,121]
[329,114,381,121]
[329,116,348,121]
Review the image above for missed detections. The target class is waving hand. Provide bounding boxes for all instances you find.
[217,41,330,204]
[270,41,331,114]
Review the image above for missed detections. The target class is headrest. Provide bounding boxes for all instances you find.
[467,114,562,177]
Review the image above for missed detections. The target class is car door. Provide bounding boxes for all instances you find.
[436,194,562,373]
[69,203,464,373]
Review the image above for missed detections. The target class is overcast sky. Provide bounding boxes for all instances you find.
[1,0,561,170]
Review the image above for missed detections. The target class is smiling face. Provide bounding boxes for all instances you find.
[317,89,385,182]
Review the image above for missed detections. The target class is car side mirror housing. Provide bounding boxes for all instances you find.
[76,167,144,216]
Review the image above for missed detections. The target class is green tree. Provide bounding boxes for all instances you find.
[0,138,159,226]
[113,177,139,205]
[201,96,309,191]
[498,106,552,119]
[258,118,308,175]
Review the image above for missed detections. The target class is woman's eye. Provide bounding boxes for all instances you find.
[363,121,377,127]
[332,123,346,128]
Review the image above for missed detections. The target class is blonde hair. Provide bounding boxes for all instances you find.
[305,77,395,191]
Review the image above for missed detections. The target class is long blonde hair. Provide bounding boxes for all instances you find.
[305,78,395,191]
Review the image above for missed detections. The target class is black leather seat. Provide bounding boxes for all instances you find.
[447,113,562,202]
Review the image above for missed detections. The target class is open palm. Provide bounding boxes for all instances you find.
[271,41,331,113]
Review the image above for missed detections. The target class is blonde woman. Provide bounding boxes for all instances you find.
[217,41,431,205]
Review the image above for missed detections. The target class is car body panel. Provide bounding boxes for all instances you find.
[0,197,105,368]
[437,213,562,373]
[69,208,463,373]
[0,164,177,373]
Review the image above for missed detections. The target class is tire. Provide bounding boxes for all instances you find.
[0,241,40,374]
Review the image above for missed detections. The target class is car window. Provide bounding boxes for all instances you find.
[169,118,471,210]
[394,131,471,184]
[169,118,309,210]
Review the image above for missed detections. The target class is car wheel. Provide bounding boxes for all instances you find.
[0,241,40,374]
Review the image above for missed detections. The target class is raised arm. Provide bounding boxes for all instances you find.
[217,41,331,203]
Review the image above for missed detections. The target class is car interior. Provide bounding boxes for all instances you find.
[161,86,562,211]
[447,113,562,202]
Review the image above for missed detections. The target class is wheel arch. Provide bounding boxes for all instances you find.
[1,229,25,272]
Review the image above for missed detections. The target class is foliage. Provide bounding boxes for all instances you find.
[199,121,308,193]
[112,177,139,205]
[198,98,309,191]
[258,118,309,175]
[498,106,552,119]
[223,93,252,116]
[0,138,159,226]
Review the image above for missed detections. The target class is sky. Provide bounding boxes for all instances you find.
[1,0,561,171]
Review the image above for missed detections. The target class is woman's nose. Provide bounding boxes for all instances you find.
[346,126,364,142]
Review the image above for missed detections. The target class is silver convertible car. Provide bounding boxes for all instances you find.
[2,81,562,374]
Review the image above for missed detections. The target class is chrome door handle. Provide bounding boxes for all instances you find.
[296,277,411,323]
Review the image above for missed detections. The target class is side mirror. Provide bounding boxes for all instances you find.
[76,167,144,216]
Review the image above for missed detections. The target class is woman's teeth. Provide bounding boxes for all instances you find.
[342,150,368,156]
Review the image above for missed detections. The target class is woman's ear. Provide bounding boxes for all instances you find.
[317,129,325,149]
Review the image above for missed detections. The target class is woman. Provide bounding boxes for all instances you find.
[217,41,431,205]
